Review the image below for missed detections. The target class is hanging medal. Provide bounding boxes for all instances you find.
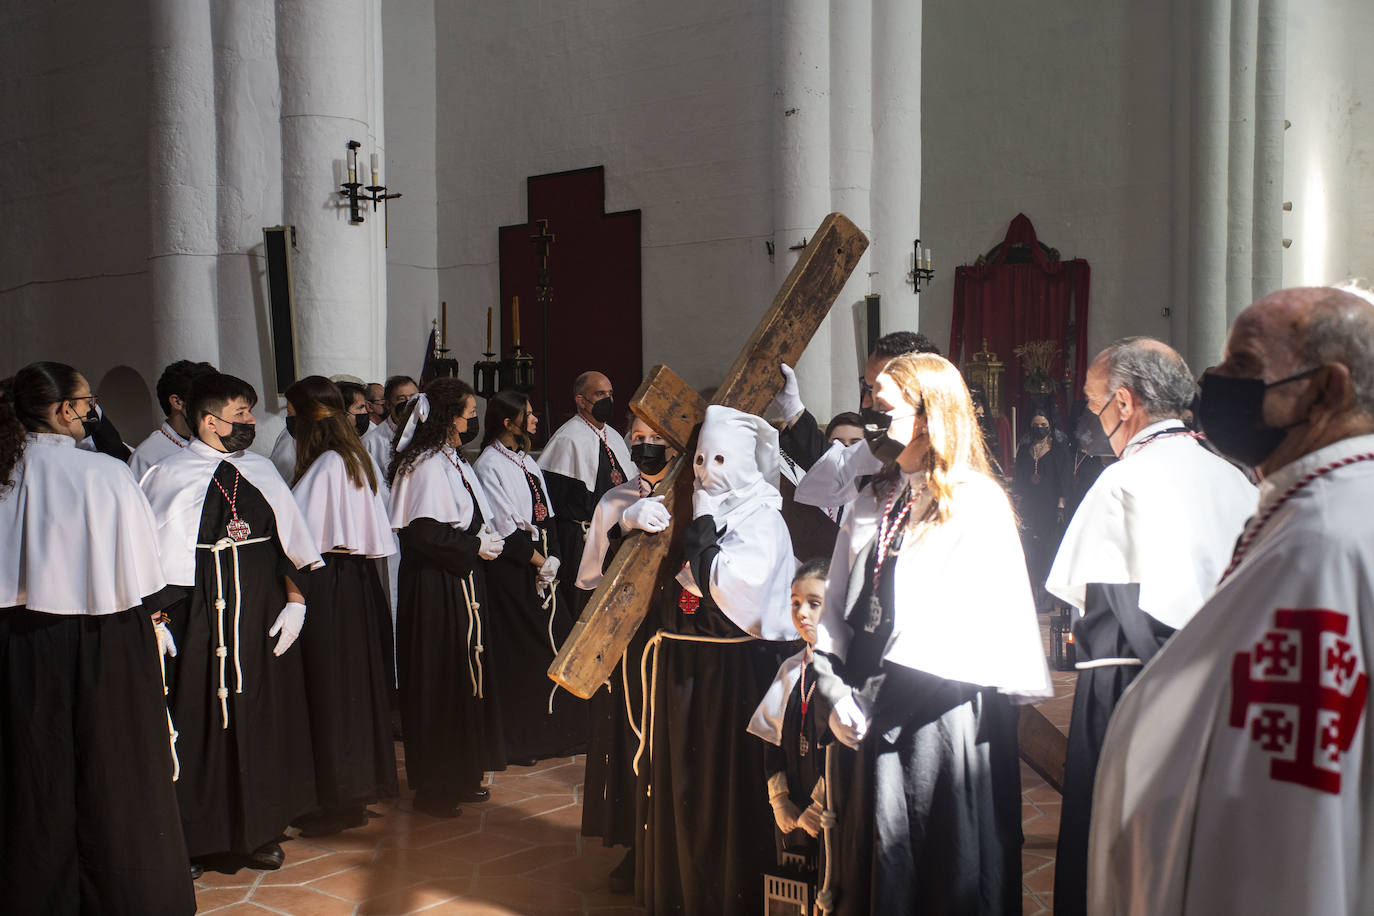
[212,469,252,541]
[865,481,914,633]
[497,442,548,523]
[583,416,626,486]
[1031,455,1041,485]
[798,661,817,757]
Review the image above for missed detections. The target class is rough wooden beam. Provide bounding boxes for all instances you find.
[1017,704,1068,794]
[628,366,706,454]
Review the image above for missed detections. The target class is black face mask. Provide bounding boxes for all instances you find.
[632,442,668,475]
[392,400,411,423]
[1075,400,1121,458]
[285,415,297,438]
[861,409,904,464]
[591,396,614,424]
[354,413,371,435]
[1031,426,1050,441]
[77,406,100,440]
[458,418,479,447]
[859,405,890,432]
[211,415,256,452]
[1197,368,1317,468]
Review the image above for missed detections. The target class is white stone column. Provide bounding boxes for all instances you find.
[1225,0,1258,321]
[1251,0,1286,299]
[275,0,386,383]
[829,0,873,412]
[772,0,832,420]
[870,0,922,342]
[148,0,221,371]
[1186,0,1232,372]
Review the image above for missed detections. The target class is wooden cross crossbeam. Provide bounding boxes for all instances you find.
[547,212,869,697]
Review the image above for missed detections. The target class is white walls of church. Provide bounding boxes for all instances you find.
[382,0,440,380]
[919,0,1175,376]
[1283,0,1374,292]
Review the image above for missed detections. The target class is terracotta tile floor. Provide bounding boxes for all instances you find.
[196,617,1076,915]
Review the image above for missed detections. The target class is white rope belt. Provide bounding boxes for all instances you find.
[816,743,838,914]
[1075,657,1144,670]
[195,536,271,728]
[459,572,485,698]
[155,626,181,783]
[540,528,561,715]
[632,629,755,777]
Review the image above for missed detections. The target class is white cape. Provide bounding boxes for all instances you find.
[0,434,167,614]
[291,450,395,558]
[140,438,325,586]
[362,418,397,481]
[473,441,558,539]
[816,472,1051,699]
[747,647,808,746]
[128,421,189,480]
[575,478,645,589]
[794,438,884,510]
[1046,420,1256,628]
[269,425,296,482]
[537,414,635,492]
[1089,434,1374,915]
[388,445,494,532]
[675,500,797,641]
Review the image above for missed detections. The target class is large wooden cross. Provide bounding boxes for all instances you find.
[548,212,868,697]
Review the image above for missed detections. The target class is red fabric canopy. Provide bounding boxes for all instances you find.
[949,214,1090,436]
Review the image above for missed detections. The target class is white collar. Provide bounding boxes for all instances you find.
[1257,433,1374,511]
[1120,418,1189,458]
[189,437,240,461]
[28,432,77,449]
[160,421,190,446]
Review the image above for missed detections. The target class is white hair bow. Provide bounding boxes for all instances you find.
[395,393,430,452]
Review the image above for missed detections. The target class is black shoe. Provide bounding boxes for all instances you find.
[509,757,539,768]
[412,794,462,818]
[189,862,204,881]
[608,849,634,895]
[248,842,285,870]
[456,786,490,803]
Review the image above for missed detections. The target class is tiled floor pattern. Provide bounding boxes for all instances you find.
[195,617,1077,915]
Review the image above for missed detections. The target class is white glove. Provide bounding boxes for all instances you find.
[621,495,671,533]
[796,803,824,837]
[828,691,869,749]
[537,554,560,588]
[268,601,307,657]
[154,620,177,658]
[692,487,726,519]
[477,526,504,560]
[771,363,805,424]
[769,795,802,834]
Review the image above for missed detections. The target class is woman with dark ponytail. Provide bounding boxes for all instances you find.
[387,377,508,816]
[285,376,399,836]
[0,362,195,914]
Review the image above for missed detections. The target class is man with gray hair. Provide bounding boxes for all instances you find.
[1088,288,1374,914]
[1045,336,1256,914]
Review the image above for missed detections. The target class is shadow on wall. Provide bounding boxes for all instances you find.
[97,365,156,444]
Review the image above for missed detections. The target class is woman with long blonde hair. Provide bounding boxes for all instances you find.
[810,353,1051,915]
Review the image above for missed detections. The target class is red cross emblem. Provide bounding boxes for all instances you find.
[1229,608,1368,794]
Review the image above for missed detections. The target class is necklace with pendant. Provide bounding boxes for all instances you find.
[582,416,625,485]
[865,480,917,633]
[212,469,251,541]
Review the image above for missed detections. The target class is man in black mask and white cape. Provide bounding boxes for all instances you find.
[637,404,797,915]
[1043,337,1255,915]
[140,372,324,873]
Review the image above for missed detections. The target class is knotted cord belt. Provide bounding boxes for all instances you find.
[816,744,838,913]
[539,528,561,715]
[459,572,485,698]
[1075,657,1144,670]
[632,629,755,777]
[195,535,271,728]
[155,627,181,782]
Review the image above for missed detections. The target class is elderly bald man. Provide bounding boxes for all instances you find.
[1045,336,1256,915]
[1088,287,1374,915]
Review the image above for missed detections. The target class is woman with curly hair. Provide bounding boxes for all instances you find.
[810,353,1052,915]
[387,377,507,816]
[0,362,194,913]
[285,376,399,836]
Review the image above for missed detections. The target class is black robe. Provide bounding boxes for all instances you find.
[164,462,317,859]
[396,515,505,802]
[820,509,1022,916]
[1012,436,1073,606]
[0,603,195,914]
[637,585,800,915]
[485,472,587,761]
[542,444,629,616]
[762,659,829,858]
[1054,582,1173,916]
[299,552,399,812]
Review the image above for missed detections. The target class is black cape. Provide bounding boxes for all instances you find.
[1054,582,1173,915]
[0,604,195,914]
[299,552,399,811]
[165,462,316,858]
[396,514,506,803]
[637,585,799,915]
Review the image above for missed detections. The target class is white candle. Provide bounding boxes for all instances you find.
[925,247,933,270]
[370,152,380,185]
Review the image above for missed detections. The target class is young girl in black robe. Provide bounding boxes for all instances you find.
[810,354,1052,916]
[387,378,506,817]
[286,376,399,836]
[0,362,195,914]
[474,389,587,763]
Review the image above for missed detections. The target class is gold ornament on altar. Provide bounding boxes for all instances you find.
[1014,340,1061,395]
[965,339,1006,417]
